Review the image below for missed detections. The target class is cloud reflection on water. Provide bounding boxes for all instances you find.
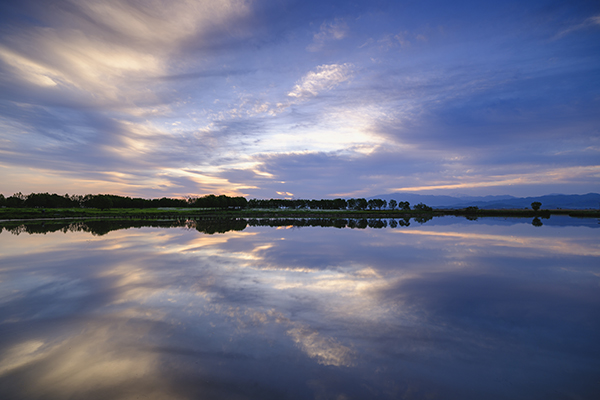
[0,218,599,399]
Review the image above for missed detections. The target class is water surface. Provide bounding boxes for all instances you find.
[0,216,599,399]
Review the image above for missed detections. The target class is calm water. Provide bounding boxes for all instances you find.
[0,216,599,399]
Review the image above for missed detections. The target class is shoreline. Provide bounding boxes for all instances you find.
[1,207,599,223]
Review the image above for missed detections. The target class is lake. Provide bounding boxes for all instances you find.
[0,216,599,399]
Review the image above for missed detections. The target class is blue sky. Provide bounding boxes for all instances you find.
[0,0,598,199]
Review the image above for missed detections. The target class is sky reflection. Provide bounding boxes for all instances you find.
[0,217,599,399]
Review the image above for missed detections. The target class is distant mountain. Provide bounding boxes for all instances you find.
[368,193,600,209]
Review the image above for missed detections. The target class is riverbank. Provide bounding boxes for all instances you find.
[1,207,599,222]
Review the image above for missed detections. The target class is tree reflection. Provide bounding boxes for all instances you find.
[1,217,427,236]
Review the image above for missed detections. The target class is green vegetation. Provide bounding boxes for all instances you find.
[1,192,598,222]
[0,192,247,210]
[413,202,433,212]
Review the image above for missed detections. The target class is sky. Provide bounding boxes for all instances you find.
[0,0,599,200]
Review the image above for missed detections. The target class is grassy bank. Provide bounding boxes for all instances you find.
[1,207,599,222]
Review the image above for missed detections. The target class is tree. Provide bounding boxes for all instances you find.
[368,199,386,210]
[85,195,113,210]
[355,198,367,210]
[332,198,347,210]
[531,201,542,211]
[413,202,433,212]
[6,193,25,207]
[367,199,376,210]
[388,199,397,210]
[347,198,357,210]
[24,192,76,208]
[398,201,410,211]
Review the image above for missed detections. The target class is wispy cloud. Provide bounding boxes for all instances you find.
[0,0,251,109]
[288,63,354,99]
[555,14,600,39]
[307,18,349,52]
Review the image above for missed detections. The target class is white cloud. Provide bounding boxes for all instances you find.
[307,19,348,52]
[0,46,60,87]
[0,0,250,110]
[74,0,250,47]
[288,63,353,99]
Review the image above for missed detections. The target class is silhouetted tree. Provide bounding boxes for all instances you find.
[531,202,542,211]
[413,202,433,212]
[85,195,113,210]
[388,199,397,210]
[398,201,410,211]
[25,193,77,208]
[6,193,25,207]
[367,199,376,210]
[332,198,347,210]
[355,198,368,210]
[367,199,386,210]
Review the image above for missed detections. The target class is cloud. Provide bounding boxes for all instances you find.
[307,18,349,51]
[0,0,598,198]
[74,0,250,46]
[287,63,353,99]
[555,14,600,39]
[388,165,600,194]
[0,0,263,197]
[218,147,436,199]
[0,0,251,111]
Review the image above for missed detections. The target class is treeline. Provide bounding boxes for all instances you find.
[0,192,433,211]
[247,198,431,211]
[0,192,247,210]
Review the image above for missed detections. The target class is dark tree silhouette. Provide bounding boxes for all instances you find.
[85,195,113,210]
[6,193,25,207]
[413,202,433,212]
[398,201,410,211]
[356,198,368,210]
